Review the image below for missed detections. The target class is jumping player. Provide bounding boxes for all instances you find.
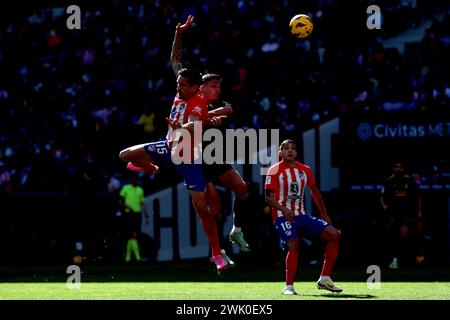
[264,139,343,295]
[200,74,251,252]
[171,15,251,253]
[119,19,233,274]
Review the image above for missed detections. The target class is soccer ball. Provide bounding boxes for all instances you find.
[289,14,313,39]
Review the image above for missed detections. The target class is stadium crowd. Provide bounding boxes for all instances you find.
[0,0,448,195]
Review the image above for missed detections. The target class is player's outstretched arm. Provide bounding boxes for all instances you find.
[208,101,234,117]
[310,184,331,224]
[170,15,194,76]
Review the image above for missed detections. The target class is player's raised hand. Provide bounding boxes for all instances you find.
[211,116,222,127]
[176,15,194,34]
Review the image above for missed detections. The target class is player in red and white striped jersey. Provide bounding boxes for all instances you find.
[264,139,343,295]
[119,16,231,274]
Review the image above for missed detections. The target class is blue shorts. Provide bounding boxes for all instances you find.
[144,140,206,192]
[274,214,329,242]
[143,140,171,164]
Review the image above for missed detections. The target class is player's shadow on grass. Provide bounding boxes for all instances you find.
[302,293,377,299]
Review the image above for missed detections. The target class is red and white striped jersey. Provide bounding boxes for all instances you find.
[166,92,207,144]
[264,160,315,221]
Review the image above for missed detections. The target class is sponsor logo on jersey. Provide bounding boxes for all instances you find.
[290,181,299,194]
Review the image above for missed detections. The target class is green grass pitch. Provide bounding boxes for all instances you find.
[0,263,448,300]
[0,281,449,300]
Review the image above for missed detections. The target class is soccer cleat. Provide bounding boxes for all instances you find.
[220,249,235,268]
[317,279,343,292]
[210,254,228,274]
[282,286,299,295]
[389,257,399,270]
[127,162,160,175]
[229,230,251,252]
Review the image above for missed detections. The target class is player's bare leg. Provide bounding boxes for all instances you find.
[119,144,159,174]
[317,225,343,292]
[219,169,250,252]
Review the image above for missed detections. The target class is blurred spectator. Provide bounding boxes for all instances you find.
[137,106,156,137]
[0,162,13,194]
[0,1,447,194]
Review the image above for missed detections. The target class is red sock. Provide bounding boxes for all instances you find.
[127,161,159,174]
[286,248,299,286]
[199,214,221,256]
[206,196,220,217]
[321,242,339,276]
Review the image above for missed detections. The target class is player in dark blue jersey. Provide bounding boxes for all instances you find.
[200,74,251,253]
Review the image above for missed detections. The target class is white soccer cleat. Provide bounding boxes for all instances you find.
[282,285,299,295]
[220,249,235,268]
[317,279,343,292]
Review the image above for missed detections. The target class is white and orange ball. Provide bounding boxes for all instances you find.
[289,14,313,39]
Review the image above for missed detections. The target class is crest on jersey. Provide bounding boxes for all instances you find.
[265,176,271,184]
[290,181,299,194]
[193,106,202,114]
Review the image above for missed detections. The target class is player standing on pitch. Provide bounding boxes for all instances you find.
[380,162,424,269]
[264,139,343,295]
[171,15,251,253]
